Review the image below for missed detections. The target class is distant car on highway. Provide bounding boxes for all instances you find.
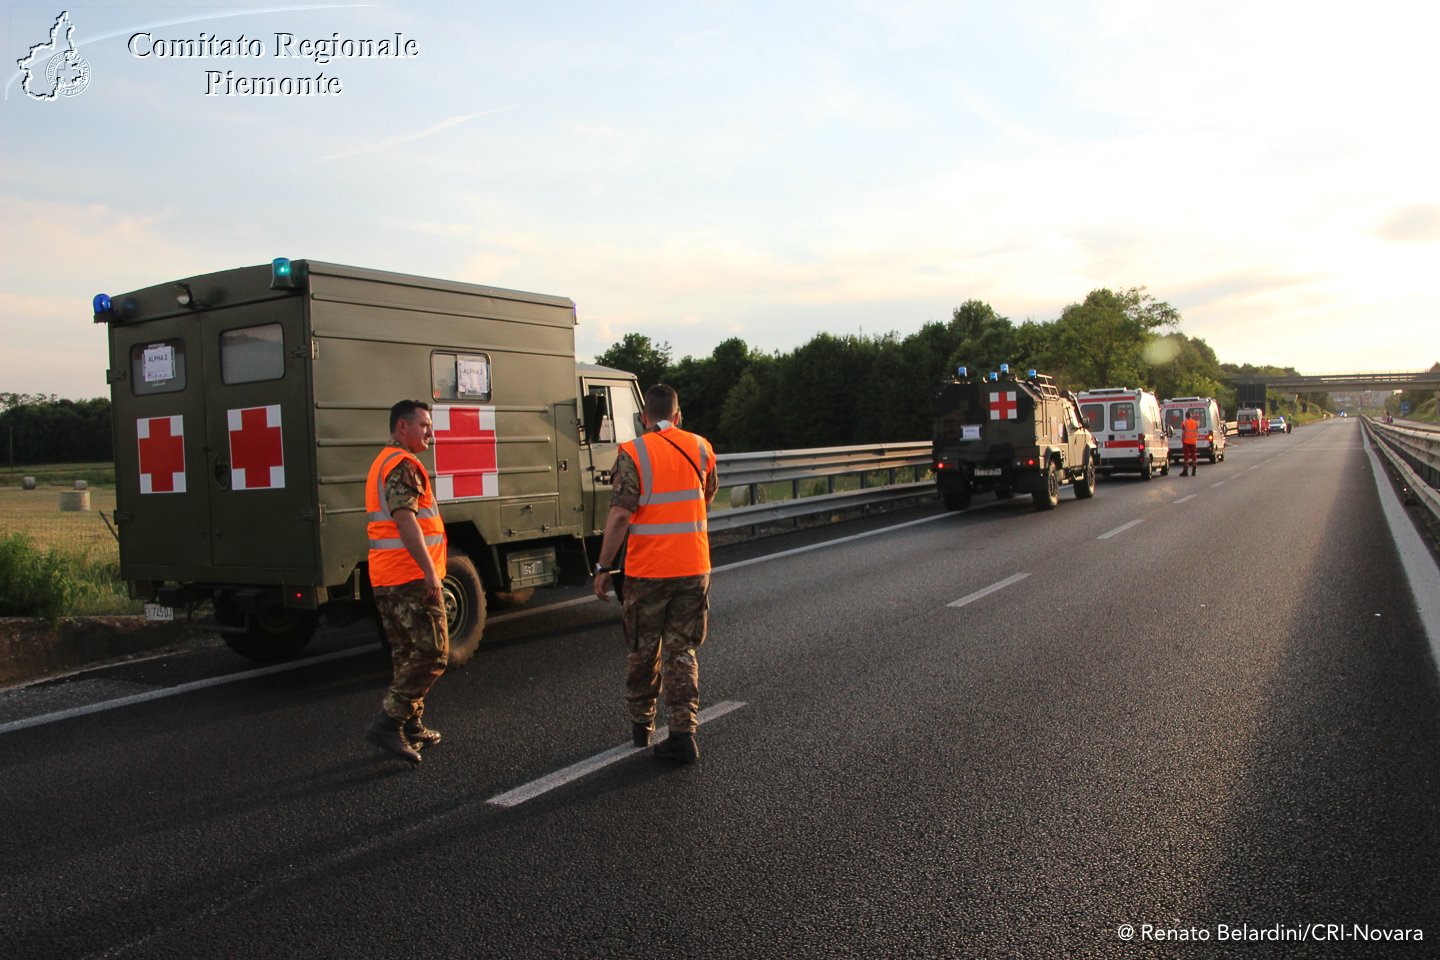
[1269,415,1291,434]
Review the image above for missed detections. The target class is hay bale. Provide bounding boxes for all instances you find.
[58,490,91,512]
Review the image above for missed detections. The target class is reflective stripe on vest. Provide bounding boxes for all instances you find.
[620,427,711,578]
[366,446,447,587]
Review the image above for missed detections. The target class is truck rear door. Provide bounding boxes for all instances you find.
[112,299,317,580]
[201,302,317,575]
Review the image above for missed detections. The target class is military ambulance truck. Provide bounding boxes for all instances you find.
[96,259,643,665]
[932,366,1099,512]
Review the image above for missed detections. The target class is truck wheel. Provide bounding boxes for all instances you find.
[443,551,488,668]
[1140,456,1153,481]
[1032,461,1060,511]
[220,605,319,662]
[1073,462,1096,500]
[942,490,971,511]
[1209,448,1219,464]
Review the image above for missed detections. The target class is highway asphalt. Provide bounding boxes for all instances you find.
[2,417,1437,959]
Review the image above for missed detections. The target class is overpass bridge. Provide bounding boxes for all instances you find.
[1231,370,1440,391]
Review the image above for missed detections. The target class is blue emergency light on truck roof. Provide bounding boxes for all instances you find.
[270,257,296,289]
[92,293,112,322]
[1000,363,1010,374]
[956,366,968,378]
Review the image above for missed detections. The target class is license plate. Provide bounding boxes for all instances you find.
[974,467,1002,477]
[144,603,174,622]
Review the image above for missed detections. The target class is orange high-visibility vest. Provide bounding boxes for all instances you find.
[366,446,447,587]
[1182,417,1200,445]
[620,426,713,578]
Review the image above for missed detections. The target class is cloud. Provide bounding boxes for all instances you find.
[1374,205,1440,244]
[318,109,509,162]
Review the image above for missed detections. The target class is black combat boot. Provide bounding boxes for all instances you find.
[404,716,442,749]
[653,731,699,764]
[366,714,421,765]
[632,722,653,748]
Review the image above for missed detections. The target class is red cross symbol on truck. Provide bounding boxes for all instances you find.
[137,415,186,494]
[988,391,1018,420]
[432,405,498,500]
[227,405,285,490]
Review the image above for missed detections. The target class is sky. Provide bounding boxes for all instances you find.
[2,0,1437,400]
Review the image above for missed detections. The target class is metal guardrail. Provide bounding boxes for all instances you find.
[1364,417,1440,520]
[709,442,934,532]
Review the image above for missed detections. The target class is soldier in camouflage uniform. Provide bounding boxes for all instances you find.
[593,385,718,763]
[364,400,450,765]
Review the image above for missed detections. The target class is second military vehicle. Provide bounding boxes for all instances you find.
[96,259,644,665]
[932,366,1099,512]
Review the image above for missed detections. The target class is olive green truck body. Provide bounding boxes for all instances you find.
[98,260,641,661]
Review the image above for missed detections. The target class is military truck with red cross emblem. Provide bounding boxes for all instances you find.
[931,365,1099,512]
[95,260,644,664]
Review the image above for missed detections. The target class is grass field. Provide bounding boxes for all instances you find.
[0,485,120,564]
[0,480,138,616]
[0,462,116,488]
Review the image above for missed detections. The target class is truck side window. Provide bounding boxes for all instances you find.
[220,324,284,384]
[130,339,186,395]
[433,352,492,401]
[607,384,640,443]
[586,383,640,444]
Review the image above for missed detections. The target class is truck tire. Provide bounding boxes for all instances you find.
[1032,461,1060,511]
[219,603,319,662]
[443,550,488,668]
[1073,461,1096,500]
[1140,456,1153,481]
[943,490,971,511]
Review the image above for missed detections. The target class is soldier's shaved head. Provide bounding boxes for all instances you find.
[643,384,679,421]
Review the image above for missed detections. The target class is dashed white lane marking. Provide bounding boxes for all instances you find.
[947,573,1030,609]
[486,700,749,808]
[1174,494,1199,504]
[1098,518,1145,540]
[1211,480,1227,487]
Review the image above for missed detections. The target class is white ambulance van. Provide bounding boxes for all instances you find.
[1077,387,1170,480]
[1162,397,1227,464]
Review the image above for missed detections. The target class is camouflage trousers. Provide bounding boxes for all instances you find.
[622,574,709,734]
[375,583,449,722]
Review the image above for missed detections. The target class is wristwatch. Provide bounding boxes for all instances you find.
[593,562,610,576]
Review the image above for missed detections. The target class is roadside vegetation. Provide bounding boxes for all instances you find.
[0,480,138,618]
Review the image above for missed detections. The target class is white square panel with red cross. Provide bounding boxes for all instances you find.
[227,404,285,490]
[988,391,1018,420]
[137,415,186,494]
[432,405,498,500]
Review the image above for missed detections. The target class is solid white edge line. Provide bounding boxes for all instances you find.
[486,700,748,808]
[6,510,956,733]
[0,647,372,736]
[1098,518,1145,540]
[947,573,1029,609]
[1361,430,1440,671]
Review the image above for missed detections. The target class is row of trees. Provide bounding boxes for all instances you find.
[0,393,113,466]
[596,286,1321,452]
